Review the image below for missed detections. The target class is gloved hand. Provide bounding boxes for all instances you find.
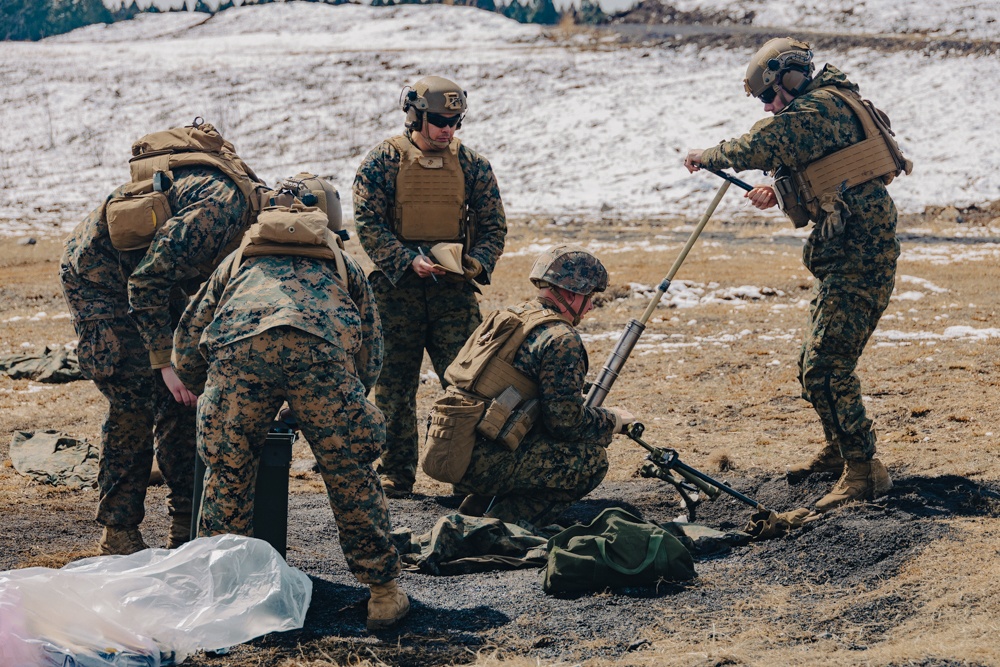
[462,254,483,281]
[610,407,636,434]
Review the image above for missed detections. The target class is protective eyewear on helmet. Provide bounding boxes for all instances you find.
[426,112,462,128]
[758,87,778,104]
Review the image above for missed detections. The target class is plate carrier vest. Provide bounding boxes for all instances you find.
[775,87,912,228]
[388,134,466,243]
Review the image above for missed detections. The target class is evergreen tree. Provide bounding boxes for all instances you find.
[217,0,235,10]
[501,0,527,22]
[1,0,54,41]
[193,0,213,13]
[47,0,113,36]
[526,0,558,24]
[576,0,605,24]
[473,0,496,12]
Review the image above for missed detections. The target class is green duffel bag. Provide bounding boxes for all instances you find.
[542,508,696,594]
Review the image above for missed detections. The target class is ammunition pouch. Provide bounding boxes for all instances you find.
[421,390,486,484]
[497,398,540,451]
[106,179,173,251]
[772,169,812,229]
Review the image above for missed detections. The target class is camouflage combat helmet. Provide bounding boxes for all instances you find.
[530,244,608,295]
[744,37,814,99]
[279,173,347,240]
[401,76,468,130]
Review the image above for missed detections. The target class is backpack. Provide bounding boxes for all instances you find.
[542,508,696,594]
[228,203,348,290]
[421,305,564,484]
[104,118,266,252]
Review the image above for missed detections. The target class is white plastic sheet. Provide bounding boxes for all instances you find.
[0,534,312,666]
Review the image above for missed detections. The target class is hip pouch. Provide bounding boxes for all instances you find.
[421,391,485,484]
[106,178,172,251]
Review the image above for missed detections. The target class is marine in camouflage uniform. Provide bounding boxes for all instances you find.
[455,246,633,527]
[172,248,400,583]
[60,164,251,554]
[353,76,506,496]
[686,39,898,510]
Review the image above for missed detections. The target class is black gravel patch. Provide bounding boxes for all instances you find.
[5,468,998,666]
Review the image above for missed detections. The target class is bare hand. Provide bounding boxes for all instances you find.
[745,186,778,210]
[412,254,446,279]
[684,149,704,173]
[161,366,198,407]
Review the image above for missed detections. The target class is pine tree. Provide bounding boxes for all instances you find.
[46,0,113,36]
[217,0,235,10]
[1,0,54,40]
[526,0,558,25]
[577,0,605,24]
[501,0,527,22]
[193,0,213,13]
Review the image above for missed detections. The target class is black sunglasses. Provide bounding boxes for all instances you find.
[426,112,462,128]
[759,87,777,104]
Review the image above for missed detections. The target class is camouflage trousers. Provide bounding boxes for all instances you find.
[797,276,895,461]
[455,432,609,528]
[196,327,399,584]
[75,315,195,528]
[369,271,482,488]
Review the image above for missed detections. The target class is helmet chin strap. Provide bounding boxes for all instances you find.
[541,287,589,326]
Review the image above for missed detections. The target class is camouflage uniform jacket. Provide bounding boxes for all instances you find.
[61,166,250,368]
[700,65,900,282]
[508,300,618,445]
[172,251,382,394]
[353,131,507,286]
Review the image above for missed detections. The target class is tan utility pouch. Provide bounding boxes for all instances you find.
[421,392,486,484]
[106,179,172,251]
[477,386,523,441]
[497,398,540,451]
[251,206,330,245]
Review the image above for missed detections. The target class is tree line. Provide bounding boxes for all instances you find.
[1,0,608,41]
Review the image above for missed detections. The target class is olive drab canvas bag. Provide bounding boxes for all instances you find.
[421,306,563,485]
[105,119,265,252]
[542,508,696,594]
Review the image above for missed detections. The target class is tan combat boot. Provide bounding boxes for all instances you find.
[99,526,149,556]
[380,475,412,499]
[167,513,193,549]
[815,459,892,512]
[367,580,410,631]
[786,445,845,483]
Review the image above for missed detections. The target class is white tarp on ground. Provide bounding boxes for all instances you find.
[0,534,312,666]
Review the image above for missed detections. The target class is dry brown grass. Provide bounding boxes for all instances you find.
[3,213,1000,665]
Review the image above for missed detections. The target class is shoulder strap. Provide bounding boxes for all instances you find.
[228,231,348,290]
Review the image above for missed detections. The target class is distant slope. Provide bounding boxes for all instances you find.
[1,3,997,236]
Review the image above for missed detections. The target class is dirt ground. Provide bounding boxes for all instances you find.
[3,204,1000,666]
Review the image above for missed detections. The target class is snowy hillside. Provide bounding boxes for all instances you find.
[2,2,998,237]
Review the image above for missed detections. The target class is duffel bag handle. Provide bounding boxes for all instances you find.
[596,533,664,576]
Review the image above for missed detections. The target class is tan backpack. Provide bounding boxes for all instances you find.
[104,118,266,252]
[229,203,348,290]
[421,305,564,484]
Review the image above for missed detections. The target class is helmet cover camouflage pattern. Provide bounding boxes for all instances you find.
[529,244,608,295]
[744,37,814,98]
